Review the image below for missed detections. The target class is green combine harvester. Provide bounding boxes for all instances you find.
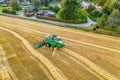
[34,34,65,49]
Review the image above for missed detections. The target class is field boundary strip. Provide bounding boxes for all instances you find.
[0,16,119,43]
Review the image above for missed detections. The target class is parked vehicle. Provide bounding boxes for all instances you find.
[34,12,44,16]
[24,8,34,14]
[35,10,56,18]
[48,13,56,18]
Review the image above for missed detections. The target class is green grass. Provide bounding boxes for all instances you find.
[49,2,60,6]
[0,6,10,12]
[20,5,33,8]
[0,7,3,12]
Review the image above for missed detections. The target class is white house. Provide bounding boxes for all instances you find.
[81,1,89,9]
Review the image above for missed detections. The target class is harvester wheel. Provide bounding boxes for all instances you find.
[46,44,51,47]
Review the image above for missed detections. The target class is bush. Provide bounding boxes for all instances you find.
[48,5,53,11]
[24,13,34,17]
[2,8,16,14]
[88,14,97,21]
[10,10,16,14]
[40,7,49,10]
[90,10,102,18]
[87,4,96,13]
[10,0,21,11]
[1,4,7,7]
[53,6,60,13]
[36,16,87,24]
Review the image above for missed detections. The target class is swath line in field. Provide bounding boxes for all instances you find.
[0,45,17,80]
[0,21,119,80]
[0,27,67,80]
[60,48,118,80]
[0,22,120,54]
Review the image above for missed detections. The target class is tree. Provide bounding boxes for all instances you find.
[107,9,120,33]
[97,0,107,6]
[42,0,49,7]
[90,10,101,18]
[102,0,112,15]
[97,13,108,28]
[48,5,54,11]
[115,1,120,11]
[58,0,83,20]
[10,0,21,11]
[87,4,96,13]
[53,6,60,13]
[33,0,41,12]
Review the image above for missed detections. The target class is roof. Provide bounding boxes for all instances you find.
[81,1,89,7]
[96,6,102,9]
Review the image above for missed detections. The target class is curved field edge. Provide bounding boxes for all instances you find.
[0,27,67,80]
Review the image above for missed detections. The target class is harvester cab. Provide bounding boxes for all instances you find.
[34,34,65,49]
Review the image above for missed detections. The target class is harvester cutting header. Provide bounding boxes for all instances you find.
[34,34,65,49]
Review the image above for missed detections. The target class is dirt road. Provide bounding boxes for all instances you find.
[0,16,120,80]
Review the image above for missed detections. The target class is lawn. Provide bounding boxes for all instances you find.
[20,5,33,8]
[0,6,10,12]
[0,7,2,12]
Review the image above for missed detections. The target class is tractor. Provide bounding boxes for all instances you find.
[34,34,65,49]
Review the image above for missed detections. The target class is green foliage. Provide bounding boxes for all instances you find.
[90,10,101,18]
[97,14,108,28]
[44,0,49,7]
[101,0,118,15]
[40,0,49,7]
[1,4,7,7]
[88,14,97,21]
[97,0,107,6]
[107,9,120,32]
[115,1,120,11]
[36,16,87,24]
[24,13,34,17]
[2,8,16,14]
[48,5,54,11]
[102,5,110,15]
[33,0,41,12]
[10,0,21,11]
[40,7,49,10]
[58,0,87,21]
[78,9,88,20]
[53,6,60,13]
[87,4,96,13]
[87,4,100,22]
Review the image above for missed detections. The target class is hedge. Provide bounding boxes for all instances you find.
[36,16,87,24]
[24,13,34,17]
[2,8,16,14]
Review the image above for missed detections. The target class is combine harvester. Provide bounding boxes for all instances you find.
[34,34,65,51]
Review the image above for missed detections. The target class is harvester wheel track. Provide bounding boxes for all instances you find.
[0,27,67,80]
[60,48,118,80]
[0,22,119,80]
